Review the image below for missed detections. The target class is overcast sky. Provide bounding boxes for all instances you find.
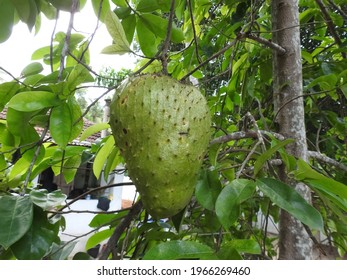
[0,1,135,81]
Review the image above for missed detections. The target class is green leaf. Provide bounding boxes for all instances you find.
[48,0,75,12]
[215,179,256,229]
[11,206,58,260]
[63,154,81,183]
[65,64,94,95]
[195,169,222,211]
[223,239,261,254]
[103,146,121,180]
[89,212,128,228]
[86,228,113,250]
[101,44,132,55]
[20,62,44,78]
[48,241,77,260]
[257,178,324,230]
[79,122,109,142]
[254,138,294,176]
[92,0,111,22]
[67,96,83,141]
[30,189,67,210]
[11,0,37,30]
[104,10,131,53]
[0,195,33,249]
[218,239,261,259]
[93,136,115,179]
[0,82,20,110]
[140,13,167,38]
[294,159,347,200]
[8,91,60,112]
[0,0,15,43]
[136,17,158,57]
[143,240,217,260]
[136,0,160,12]
[121,14,136,44]
[50,102,72,148]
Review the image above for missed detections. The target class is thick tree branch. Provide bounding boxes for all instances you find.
[98,200,143,260]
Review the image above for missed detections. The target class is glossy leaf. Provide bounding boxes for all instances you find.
[103,146,121,180]
[195,169,222,211]
[0,0,15,43]
[294,159,347,200]
[89,212,128,228]
[0,82,20,110]
[79,122,110,142]
[136,17,158,57]
[137,0,160,12]
[215,179,256,229]
[103,10,131,53]
[48,241,77,260]
[0,195,33,249]
[67,96,83,141]
[8,91,60,112]
[257,178,324,230]
[50,102,72,148]
[20,62,43,78]
[218,239,261,259]
[121,14,136,44]
[12,0,38,30]
[93,136,115,179]
[11,206,58,260]
[92,0,111,22]
[65,64,94,94]
[30,189,67,210]
[143,240,217,260]
[86,228,113,250]
[63,154,81,183]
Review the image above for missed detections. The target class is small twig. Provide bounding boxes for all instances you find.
[0,67,31,88]
[22,125,50,195]
[236,140,262,179]
[210,130,285,146]
[98,200,143,260]
[47,207,132,215]
[315,0,346,58]
[180,35,243,81]
[241,32,286,55]
[49,182,135,218]
[50,11,59,73]
[187,0,202,63]
[327,0,347,21]
[58,0,79,81]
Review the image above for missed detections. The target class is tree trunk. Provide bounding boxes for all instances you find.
[272,0,313,259]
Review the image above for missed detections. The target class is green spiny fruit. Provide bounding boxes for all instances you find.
[109,74,211,219]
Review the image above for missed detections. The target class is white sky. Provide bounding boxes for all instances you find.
[0,1,135,95]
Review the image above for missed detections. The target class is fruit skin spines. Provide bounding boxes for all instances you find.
[110,74,211,219]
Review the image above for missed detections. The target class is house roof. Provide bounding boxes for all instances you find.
[0,107,101,145]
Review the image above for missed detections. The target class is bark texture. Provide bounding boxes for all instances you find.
[272,0,313,259]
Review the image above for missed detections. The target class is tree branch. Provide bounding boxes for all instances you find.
[58,0,79,81]
[210,130,285,145]
[308,151,347,172]
[161,0,176,75]
[241,32,286,55]
[315,0,346,58]
[187,0,202,63]
[98,200,143,260]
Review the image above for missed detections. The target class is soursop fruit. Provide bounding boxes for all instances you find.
[109,74,211,218]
